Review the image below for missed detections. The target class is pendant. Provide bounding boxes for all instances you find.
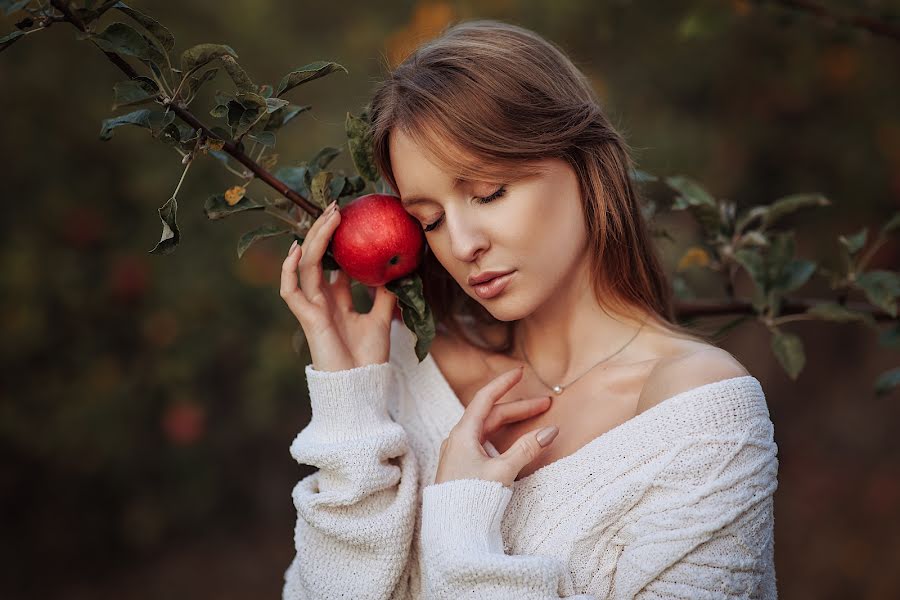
[551,384,563,394]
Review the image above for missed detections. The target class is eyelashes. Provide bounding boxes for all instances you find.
[423,185,508,233]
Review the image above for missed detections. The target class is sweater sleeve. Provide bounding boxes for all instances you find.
[282,361,419,600]
[419,478,596,599]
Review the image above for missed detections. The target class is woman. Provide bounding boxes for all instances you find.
[280,19,779,599]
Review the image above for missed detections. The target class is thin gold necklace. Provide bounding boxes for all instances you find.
[517,319,647,395]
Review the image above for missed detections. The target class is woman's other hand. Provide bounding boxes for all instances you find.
[434,366,560,488]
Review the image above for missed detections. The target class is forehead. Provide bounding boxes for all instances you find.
[389,129,472,204]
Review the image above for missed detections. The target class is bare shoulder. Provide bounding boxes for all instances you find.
[635,344,750,415]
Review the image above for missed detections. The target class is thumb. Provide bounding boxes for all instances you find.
[500,425,559,470]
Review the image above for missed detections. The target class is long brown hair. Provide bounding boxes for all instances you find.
[369,19,708,354]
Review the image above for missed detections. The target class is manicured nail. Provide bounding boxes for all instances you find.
[288,240,298,255]
[536,425,559,447]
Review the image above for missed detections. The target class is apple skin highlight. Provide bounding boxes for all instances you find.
[330,193,426,287]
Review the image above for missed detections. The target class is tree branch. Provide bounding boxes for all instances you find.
[676,297,894,321]
[768,0,900,43]
[48,0,323,218]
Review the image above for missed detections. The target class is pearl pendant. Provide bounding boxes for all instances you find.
[551,384,563,394]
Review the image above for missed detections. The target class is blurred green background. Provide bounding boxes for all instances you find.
[1,1,899,598]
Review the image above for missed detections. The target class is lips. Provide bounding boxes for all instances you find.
[471,271,515,300]
[467,270,514,286]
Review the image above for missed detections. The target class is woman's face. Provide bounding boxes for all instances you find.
[389,128,591,321]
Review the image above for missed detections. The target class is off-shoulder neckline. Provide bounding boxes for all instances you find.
[422,351,762,488]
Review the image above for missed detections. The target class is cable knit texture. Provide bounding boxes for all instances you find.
[283,320,779,599]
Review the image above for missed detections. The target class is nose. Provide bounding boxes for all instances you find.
[447,209,489,263]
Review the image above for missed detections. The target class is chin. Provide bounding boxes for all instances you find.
[475,296,531,322]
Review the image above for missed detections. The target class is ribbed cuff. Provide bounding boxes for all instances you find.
[421,478,513,556]
[302,361,395,443]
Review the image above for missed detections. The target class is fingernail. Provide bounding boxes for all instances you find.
[536,425,559,447]
[288,240,298,255]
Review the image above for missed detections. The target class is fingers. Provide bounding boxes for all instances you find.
[497,425,559,471]
[482,395,552,438]
[328,268,353,312]
[280,239,311,318]
[459,365,525,436]
[371,285,398,323]
[298,201,340,304]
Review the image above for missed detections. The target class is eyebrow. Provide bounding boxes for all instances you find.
[401,177,464,208]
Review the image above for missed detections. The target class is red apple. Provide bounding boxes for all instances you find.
[330,193,425,287]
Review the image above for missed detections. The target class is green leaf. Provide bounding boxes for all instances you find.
[159,122,198,148]
[374,178,392,195]
[839,227,868,256]
[208,126,230,142]
[879,323,900,349]
[672,275,696,300]
[771,329,805,379]
[265,97,289,113]
[228,92,268,138]
[881,212,900,236]
[773,259,816,294]
[180,43,237,76]
[185,68,218,98]
[219,55,256,94]
[734,247,765,288]
[264,103,311,132]
[149,196,179,255]
[113,2,174,51]
[99,108,174,140]
[734,206,770,235]
[762,193,830,229]
[805,302,876,326]
[664,175,721,238]
[210,102,228,118]
[330,175,366,200]
[237,224,290,259]
[308,146,341,176]
[740,231,769,248]
[874,367,900,397]
[629,168,658,183]
[203,193,265,220]
[89,22,166,66]
[275,60,348,97]
[310,171,334,209]
[111,77,159,110]
[0,30,24,52]
[709,315,751,341]
[247,130,276,147]
[733,247,768,313]
[2,1,30,17]
[665,175,716,207]
[275,165,311,198]
[386,273,435,362]
[346,109,380,183]
[855,270,900,317]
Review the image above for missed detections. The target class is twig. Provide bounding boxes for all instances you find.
[767,0,900,44]
[48,0,323,219]
[676,297,894,321]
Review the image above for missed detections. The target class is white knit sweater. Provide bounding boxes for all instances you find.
[283,319,779,599]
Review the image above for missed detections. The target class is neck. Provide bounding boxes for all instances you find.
[512,266,649,385]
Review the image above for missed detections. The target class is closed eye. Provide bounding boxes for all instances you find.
[423,185,507,233]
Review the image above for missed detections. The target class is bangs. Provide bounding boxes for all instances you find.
[399,115,548,186]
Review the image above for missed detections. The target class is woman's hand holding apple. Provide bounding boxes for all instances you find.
[280,200,399,372]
